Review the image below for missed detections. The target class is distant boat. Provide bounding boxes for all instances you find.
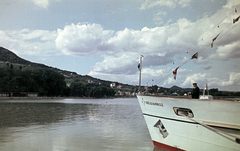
[137,57,240,151]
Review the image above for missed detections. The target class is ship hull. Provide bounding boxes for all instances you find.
[137,95,240,151]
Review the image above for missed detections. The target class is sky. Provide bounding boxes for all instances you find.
[0,0,240,91]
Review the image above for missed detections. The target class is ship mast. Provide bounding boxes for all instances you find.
[138,55,144,92]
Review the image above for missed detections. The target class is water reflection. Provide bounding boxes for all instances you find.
[0,103,86,127]
[0,98,153,151]
[153,147,167,151]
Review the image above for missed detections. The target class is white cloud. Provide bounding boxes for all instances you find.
[166,18,198,47]
[140,0,176,10]
[142,68,166,77]
[178,0,191,8]
[140,0,192,10]
[0,30,18,47]
[54,0,240,79]
[19,29,57,41]
[180,57,189,64]
[225,0,240,9]
[55,23,183,74]
[182,73,207,87]
[159,68,189,87]
[30,0,61,9]
[92,52,139,75]
[55,23,114,56]
[88,71,139,85]
[220,72,240,86]
[181,72,240,91]
[89,67,170,86]
[153,11,167,25]
[209,41,240,61]
[90,25,187,75]
[0,29,58,56]
[31,0,49,9]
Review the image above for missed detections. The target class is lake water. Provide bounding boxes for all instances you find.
[0,98,156,151]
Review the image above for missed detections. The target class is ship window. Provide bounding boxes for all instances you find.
[173,107,194,118]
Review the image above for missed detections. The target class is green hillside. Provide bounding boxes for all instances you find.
[0,47,136,97]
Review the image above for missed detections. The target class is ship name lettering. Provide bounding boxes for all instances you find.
[146,101,163,107]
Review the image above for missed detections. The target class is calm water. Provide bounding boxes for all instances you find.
[0,98,155,151]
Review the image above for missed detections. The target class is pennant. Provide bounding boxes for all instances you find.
[211,33,220,48]
[191,52,198,59]
[233,15,240,24]
[137,63,141,71]
[173,67,179,80]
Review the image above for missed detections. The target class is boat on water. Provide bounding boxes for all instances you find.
[137,94,240,151]
[136,56,240,151]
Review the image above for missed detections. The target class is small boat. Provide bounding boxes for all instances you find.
[137,57,240,151]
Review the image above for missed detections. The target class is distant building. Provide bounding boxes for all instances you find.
[118,91,123,95]
[0,93,9,97]
[0,92,38,97]
[110,83,116,88]
[117,85,123,89]
[117,91,132,96]
[87,79,94,83]
[172,92,178,96]
[27,92,38,97]
[125,92,131,96]
[132,92,137,96]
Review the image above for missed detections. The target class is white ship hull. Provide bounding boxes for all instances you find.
[137,94,240,151]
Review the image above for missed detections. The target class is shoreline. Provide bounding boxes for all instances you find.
[0,96,137,100]
[1,96,238,101]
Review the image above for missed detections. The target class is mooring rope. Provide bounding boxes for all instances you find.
[181,114,240,144]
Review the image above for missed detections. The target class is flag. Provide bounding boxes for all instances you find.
[138,63,141,71]
[211,33,220,48]
[233,15,240,24]
[191,52,198,59]
[173,67,179,80]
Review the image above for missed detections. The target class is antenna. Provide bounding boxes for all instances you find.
[203,84,209,96]
[138,55,144,92]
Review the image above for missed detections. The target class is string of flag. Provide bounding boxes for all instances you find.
[138,6,240,86]
[201,4,240,41]
[170,7,240,81]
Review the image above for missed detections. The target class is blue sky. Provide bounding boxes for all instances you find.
[0,0,240,91]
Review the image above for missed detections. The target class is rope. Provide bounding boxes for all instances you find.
[201,4,240,41]
[181,114,240,144]
[149,6,240,87]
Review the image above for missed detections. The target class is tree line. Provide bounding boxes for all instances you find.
[146,85,240,96]
[70,82,115,98]
[0,64,115,97]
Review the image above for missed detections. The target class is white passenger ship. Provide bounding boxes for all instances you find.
[137,56,240,151]
[137,94,240,151]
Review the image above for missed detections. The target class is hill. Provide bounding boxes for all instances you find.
[170,85,182,90]
[0,47,48,68]
[0,47,132,89]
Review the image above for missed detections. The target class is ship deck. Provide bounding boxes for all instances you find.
[137,94,240,102]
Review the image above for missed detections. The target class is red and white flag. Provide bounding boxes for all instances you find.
[191,52,198,59]
[233,15,240,24]
[173,67,179,80]
[211,33,220,48]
